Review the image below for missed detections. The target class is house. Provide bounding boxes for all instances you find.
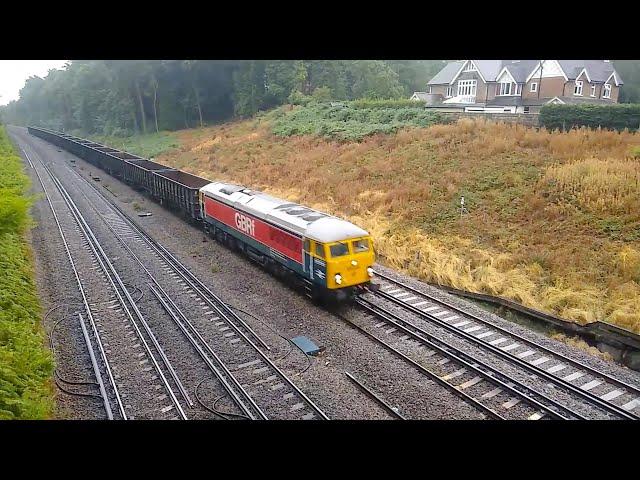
[415,60,623,113]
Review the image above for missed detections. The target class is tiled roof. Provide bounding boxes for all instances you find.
[427,61,464,85]
[428,60,623,86]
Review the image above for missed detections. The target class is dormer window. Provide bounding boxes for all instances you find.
[574,80,583,96]
[603,83,612,98]
[463,61,478,72]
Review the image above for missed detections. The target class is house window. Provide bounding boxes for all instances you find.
[515,84,522,95]
[590,85,596,97]
[457,79,477,97]
[446,86,453,98]
[497,82,513,96]
[428,86,432,94]
[603,83,611,98]
[574,80,583,96]
[530,82,538,93]
[463,61,477,72]
[524,106,530,114]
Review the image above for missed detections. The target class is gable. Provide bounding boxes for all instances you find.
[450,60,488,84]
[576,68,591,83]
[606,71,621,86]
[496,68,516,84]
[527,60,567,82]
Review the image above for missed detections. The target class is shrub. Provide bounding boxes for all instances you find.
[287,90,313,106]
[0,126,54,419]
[350,98,425,109]
[540,104,640,132]
[271,103,442,141]
[311,86,333,102]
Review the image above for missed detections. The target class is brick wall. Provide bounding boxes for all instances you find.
[440,111,540,126]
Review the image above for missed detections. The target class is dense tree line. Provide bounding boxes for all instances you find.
[0,60,446,136]
[7,60,634,136]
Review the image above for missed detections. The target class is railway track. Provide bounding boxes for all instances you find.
[27,146,188,420]
[345,299,590,419]
[364,270,640,420]
[25,134,329,420]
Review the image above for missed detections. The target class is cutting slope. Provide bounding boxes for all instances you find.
[103,112,640,333]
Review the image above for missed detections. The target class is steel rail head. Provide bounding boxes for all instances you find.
[147,282,264,420]
[338,307,505,420]
[25,144,127,420]
[370,284,638,420]
[344,371,406,420]
[44,162,189,420]
[356,296,579,420]
[78,313,114,420]
[374,270,640,399]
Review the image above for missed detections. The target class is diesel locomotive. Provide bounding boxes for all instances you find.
[27,126,375,302]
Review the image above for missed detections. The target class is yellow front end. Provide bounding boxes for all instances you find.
[324,236,375,290]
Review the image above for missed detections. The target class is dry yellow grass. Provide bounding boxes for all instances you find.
[550,333,614,362]
[155,116,640,333]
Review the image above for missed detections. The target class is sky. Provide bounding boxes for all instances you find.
[0,60,69,106]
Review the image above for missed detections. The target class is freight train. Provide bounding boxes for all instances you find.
[27,126,376,302]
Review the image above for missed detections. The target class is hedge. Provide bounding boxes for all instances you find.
[539,104,640,131]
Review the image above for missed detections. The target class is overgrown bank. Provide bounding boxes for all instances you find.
[0,126,54,419]
[79,110,640,334]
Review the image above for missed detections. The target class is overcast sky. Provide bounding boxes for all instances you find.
[0,60,69,106]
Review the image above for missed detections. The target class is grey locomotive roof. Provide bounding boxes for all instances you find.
[200,182,369,243]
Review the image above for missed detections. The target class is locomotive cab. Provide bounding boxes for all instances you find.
[303,235,374,300]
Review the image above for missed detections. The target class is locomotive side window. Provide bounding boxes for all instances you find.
[352,239,370,252]
[329,242,350,257]
[315,243,326,258]
[303,239,311,252]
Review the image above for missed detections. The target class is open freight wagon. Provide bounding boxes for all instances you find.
[152,170,210,221]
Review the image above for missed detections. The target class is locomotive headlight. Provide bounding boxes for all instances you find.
[351,260,358,266]
[335,274,343,285]
[367,267,374,277]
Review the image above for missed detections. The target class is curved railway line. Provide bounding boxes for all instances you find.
[362,270,640,420]
[22,133,328,421]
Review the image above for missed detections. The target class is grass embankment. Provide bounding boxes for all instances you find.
[87,105,640,334]
[85,131,180,159]
[0,126,54,419]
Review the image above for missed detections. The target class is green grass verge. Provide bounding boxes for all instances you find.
[84,131,180,159]
[0,126,54,419]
